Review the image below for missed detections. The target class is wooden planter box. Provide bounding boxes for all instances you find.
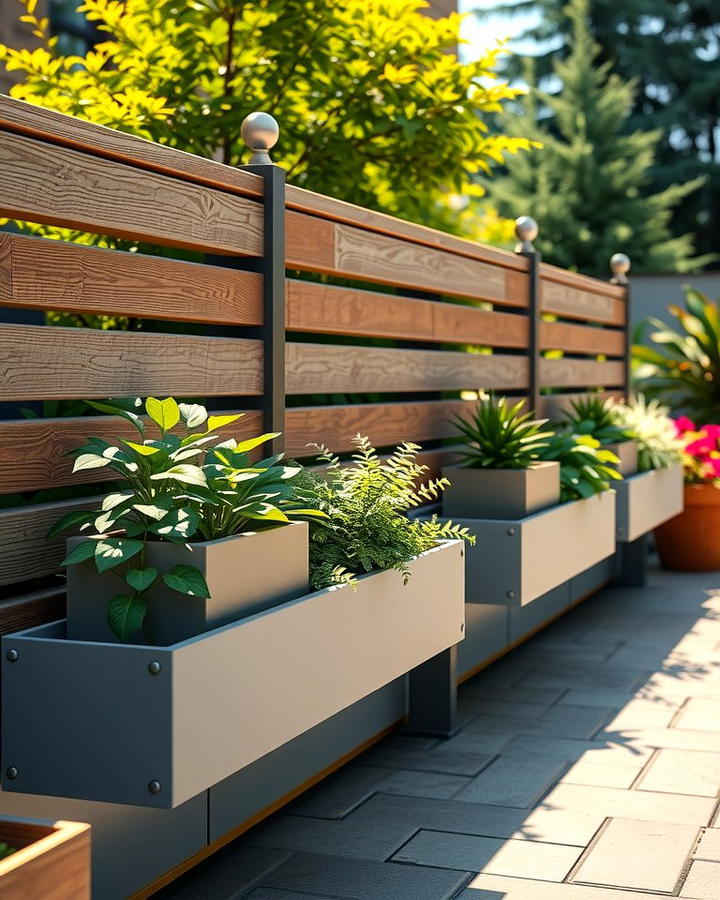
[615,464,684,543]
[448,491,616,607]
[1,541,464,810]
[0,818,90,899]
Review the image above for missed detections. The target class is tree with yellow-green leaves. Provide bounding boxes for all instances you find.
[1,0,533,235]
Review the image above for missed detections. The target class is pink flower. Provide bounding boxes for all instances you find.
[686,435,716,456]
[674,416,697,434]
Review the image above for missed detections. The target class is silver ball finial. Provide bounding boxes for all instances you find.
[241,111,279,165]
[514,215,538,253]
[610,252,631,284]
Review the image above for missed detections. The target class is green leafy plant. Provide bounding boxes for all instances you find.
[634,288,720,424]
[301,436,474,591]
[538,432,623,501]
[0,843,15,860]
[49,397,322,641]
[563,396,634,446]
[450,394,554,469]
[610,395,682,472]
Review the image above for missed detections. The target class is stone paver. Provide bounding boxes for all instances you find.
[570,817,699,892]
[161,566,720,900]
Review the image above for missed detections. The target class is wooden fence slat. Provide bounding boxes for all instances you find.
[0,324,263,400]
[540,321,624,356]
[539,390,623,422]
[0,233,263,325]
[0,411,263,494]
[286,343,528,394]
[0,586,65,635]
[539,358,625,388]
[541,279,625,326]
[540,262,625,300]
[286,211,528,306]
[1,131,263,256]
[285,399,477,456]
[286,280,528,346]
[0,94,263,199]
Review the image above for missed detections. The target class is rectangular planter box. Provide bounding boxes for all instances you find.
[442,462,560,519]
[2,541,464,809]
[607,440,638,477]
[615,464,684,543]
[67,521,309,645]
[0,818,90,899]
[448,491,616,607]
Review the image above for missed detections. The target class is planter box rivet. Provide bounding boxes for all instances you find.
[148,661,161,675]
[507,527,515,536]
[506,590,515,599]
[6,649,17,662]
[148,780,161,794]
[6,767,17,780]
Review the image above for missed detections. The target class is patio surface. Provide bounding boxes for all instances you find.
[159,566,720,899]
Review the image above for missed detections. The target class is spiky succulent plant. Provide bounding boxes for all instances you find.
[564,395,634,446]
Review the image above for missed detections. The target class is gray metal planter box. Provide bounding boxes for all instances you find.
[1,541,464,809]
[607,440,638,477]
[66,521,309,646]
[442,462,560,519]
[615,465,684,543]
[449,491,616,607]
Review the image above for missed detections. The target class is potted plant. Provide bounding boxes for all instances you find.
[49,397,323,645]
[563,395,638,475]
[3,437,470,809]
[442,394,559,518]
[444,395,620,607]
[0,818,90,899]
[609,396,684,543]
[654,417,720,570]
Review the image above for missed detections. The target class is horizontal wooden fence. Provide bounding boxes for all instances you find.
[0,94,628,632]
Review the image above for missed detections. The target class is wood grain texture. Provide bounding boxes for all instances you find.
[0,496,102,587]
[540,358,625,388]
[0,233,263,324]
[286,211,525,306]
[540,262,626,300]
[285,399,477,456]
[286,342,528,394]
[0,411,262,494]
[0,324,263,400]
[285,184,527,272]
[0,94,263,199]
[0,819,90,900]
[1,131,263,255]
[540,320,624,356]
[0,586,65,635]
[286,279,527,346]
[541,278,625,326]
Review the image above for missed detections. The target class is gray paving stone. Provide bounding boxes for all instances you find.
[375,768,471,799]
[454,753,568,808]
[557,689,637,709]
[681,860,720,898]
[514,666,646,692]
[155,845,292,899]
[461,699,551,719]
[436,730,517,756]
[560,760,641,789]
[695,829,720,862]
[676,698,720,732]
[500,734,653,767]
[463,705,614,740]
[359,742,497,776]
[258,852,471,900]
[392,830,581,880]
[605,698,679,730]
[597,726,720,753]
[571,817,699,893]
[246,891,333,900]
[459,685,565,705]
[460,874,688,898]
[636,748,720,797]
[288,765,395,819]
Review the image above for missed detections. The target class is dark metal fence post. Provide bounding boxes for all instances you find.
[406,646,458,738]
[610,252,632,401]
[515,216,541,415]
[239,112,286,455]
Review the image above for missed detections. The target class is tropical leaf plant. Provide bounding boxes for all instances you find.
[537,432,623,502]
[563,396,634,446]
[49,397,323,641]
[299,436,475,591]
[610,395,682,472]
[449,394,554,469]
[633,288,720,424]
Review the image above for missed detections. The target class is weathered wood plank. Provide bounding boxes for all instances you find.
[0,233,263,324]
[285,399,477,456]
[1,131,263,255]
[540,320,624,356]
[286,343,528,394]
[541,278,625,326]
[0,94,263,199]
[0,586,65,635]
[286,280,527,345]
[286,211,526,306]
[540,358,625,388]
[540,262,626,299]
[0,411,262,494]
[0,324,263,400]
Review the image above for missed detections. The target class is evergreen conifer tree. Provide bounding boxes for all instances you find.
[487,0,707,273]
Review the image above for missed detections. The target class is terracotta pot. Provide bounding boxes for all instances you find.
[654,483,720,571]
